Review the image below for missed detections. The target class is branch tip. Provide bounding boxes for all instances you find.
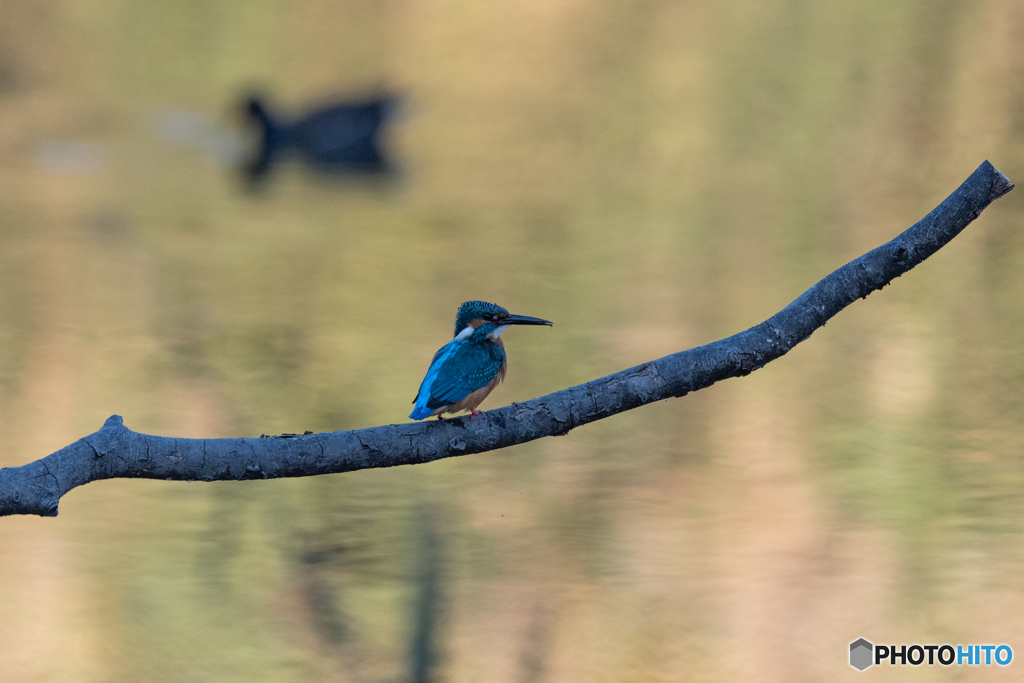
[983,161,1013,201]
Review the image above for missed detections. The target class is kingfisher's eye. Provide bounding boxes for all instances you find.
[482,313,494,321]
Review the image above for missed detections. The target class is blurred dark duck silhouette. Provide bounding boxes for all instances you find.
[244,95,395,180]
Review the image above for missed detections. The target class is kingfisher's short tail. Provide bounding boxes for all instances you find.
[409,404,437,420]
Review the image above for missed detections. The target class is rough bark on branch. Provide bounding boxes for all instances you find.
[0,161,1013,517]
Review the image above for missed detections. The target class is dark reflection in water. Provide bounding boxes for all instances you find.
[409,505,443,683]
[243,95,397,182]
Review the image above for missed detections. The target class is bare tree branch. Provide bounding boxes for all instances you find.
[0,161,1013,517]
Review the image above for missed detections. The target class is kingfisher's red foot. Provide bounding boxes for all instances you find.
[470,410,481,419]
[436,415,445,421]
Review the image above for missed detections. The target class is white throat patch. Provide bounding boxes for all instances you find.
[487,325,509,340]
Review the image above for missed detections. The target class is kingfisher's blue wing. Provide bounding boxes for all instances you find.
[427,342,504,408]
[410,339,505,418]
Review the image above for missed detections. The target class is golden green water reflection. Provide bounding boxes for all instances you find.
[2,1,1024,681]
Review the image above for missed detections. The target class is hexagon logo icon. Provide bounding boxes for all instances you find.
[850,638,873,671]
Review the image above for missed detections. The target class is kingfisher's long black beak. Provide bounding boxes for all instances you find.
[504,313,553,326]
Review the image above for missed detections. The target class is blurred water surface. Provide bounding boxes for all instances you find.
[2,1,1024,681]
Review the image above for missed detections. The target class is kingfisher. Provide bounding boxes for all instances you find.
[410,301,552,420]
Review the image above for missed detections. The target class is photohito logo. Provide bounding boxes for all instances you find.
[849,639,1012,671]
